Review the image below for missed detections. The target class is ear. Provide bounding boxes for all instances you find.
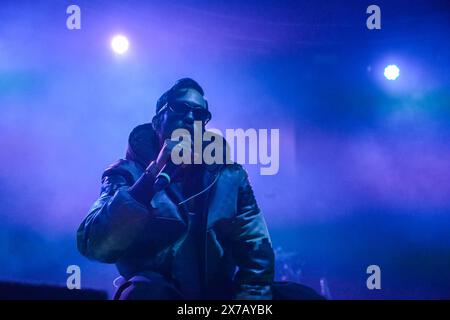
[151,115,159,131]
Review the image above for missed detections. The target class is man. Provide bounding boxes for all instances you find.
[77,78,274,300]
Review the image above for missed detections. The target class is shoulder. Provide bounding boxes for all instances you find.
[101,159,145,185]
[219,163,250,184]
[223,162,245,174]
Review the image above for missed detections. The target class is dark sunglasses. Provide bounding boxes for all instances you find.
[159,101,212,123]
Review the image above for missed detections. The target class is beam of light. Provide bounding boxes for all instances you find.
[384,64,400,80]
[111,35,129,55]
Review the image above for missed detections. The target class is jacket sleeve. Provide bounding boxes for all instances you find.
[77,164,152,263]
[228,166,275,300]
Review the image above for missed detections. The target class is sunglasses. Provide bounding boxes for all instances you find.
[159,101,212,123]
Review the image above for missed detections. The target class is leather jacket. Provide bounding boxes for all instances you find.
[77,123,274,299]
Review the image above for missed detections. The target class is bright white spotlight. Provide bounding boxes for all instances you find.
[111,35,129,55]
[384,64,400,80]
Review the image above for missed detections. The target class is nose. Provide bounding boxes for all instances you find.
[184,110,195,125]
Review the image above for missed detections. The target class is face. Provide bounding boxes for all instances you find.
[156,88,210,142]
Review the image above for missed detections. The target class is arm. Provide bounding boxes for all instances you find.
[77,138,192,263]
[229,166,275,300]
[77,161,159,263]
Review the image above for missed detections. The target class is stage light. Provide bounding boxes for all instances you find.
[384,64,400,80]
[111,35,129,54]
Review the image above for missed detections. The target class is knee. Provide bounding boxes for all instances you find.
[114,275,183,300]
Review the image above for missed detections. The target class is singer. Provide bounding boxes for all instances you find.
[76,78,275,300]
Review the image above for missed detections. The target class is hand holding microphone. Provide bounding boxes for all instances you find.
[128,136,198,205]
[152,137,196,192]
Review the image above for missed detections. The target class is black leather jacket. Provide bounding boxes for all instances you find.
[77,123,274,299]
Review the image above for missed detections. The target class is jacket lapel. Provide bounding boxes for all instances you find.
[165,183,190,225]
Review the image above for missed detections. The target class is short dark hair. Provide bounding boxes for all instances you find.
[155,78,207,115]
[171,78,204,96]
[152,78,209,131]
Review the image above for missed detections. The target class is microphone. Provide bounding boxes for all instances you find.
[153,161,180,192]
[153,136,196,192]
